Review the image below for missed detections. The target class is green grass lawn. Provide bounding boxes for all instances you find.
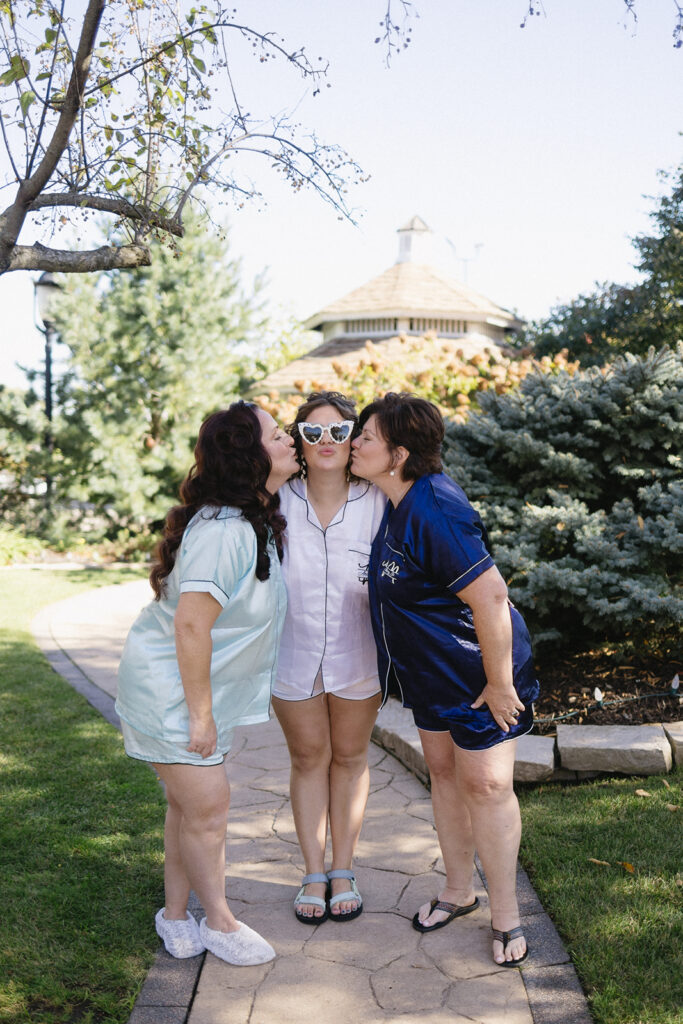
[519,770,683,1024]
[0,568,167,1024]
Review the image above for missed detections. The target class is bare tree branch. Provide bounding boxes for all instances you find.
[674,1,683,48]
[82,20,325,98]
[7,240,151,273]
[26,192,184,236]
[376,1,416,65]
[0,2,378,277]
[0,111,20,183]
[20,0,105,204]
[26,0,67,178]
[0,0,106,272]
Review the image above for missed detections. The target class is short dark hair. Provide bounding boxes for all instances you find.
[288,390,359,480]
[358,392,443,481]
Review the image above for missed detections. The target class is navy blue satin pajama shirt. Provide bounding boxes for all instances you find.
[368,473,539,751]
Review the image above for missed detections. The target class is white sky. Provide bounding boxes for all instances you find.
[1,0,681,388]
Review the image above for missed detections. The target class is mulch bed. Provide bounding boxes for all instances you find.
[533,651,681,734]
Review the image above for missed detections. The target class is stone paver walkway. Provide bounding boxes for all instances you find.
[32,581,593,1024]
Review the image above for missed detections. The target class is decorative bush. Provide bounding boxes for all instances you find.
[0,525,48,565]
[250,335,577,423]
[442,345,683,659]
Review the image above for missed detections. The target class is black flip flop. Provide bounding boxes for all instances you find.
[412,895,480,932]
[492,925,529,966]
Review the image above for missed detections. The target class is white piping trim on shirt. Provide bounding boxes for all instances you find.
[379,602,403,709]
[447,554,492,589]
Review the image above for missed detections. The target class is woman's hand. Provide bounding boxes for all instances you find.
[457,567,524,733]
[471,684,525,734]
[186,712,218,759]
[175,591,222,759]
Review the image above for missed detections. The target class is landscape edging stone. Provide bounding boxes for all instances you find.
[373,701,683,782]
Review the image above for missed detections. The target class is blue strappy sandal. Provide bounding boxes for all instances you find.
[293,872,329,925]
[328,869,363,922]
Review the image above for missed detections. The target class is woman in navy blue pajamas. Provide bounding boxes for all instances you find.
[351,393,539,967]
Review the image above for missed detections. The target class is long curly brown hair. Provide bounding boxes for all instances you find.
[149,402,286,600]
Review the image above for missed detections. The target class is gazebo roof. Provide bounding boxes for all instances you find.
[304,261,522,329]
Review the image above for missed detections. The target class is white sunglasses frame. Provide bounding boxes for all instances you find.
[297,420,355,445]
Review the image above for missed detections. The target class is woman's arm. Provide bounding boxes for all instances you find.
[456,566,525,733]
[174,591,222,758]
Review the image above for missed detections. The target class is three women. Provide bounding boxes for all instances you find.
[118,390,536,969]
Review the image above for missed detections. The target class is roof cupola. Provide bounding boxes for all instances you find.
[396,215,433,264]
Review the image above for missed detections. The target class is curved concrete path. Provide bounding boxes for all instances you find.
[32,581,592,1024]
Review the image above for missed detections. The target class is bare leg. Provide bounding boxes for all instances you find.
[327,692,382,914]
[452,740,527,964]
[162,799,192,918]
[272,694,332,918]
[414,729,477,927]
[153,760,238,933]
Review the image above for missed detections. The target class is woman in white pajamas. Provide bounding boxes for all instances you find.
[273,391,386,924]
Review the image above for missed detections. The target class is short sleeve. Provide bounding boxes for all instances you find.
[178,513,254,607]
[420,495,494,595]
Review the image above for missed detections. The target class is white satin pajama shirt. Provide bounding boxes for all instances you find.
[273,478,386,701]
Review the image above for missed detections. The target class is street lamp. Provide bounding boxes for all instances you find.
[33,272,63,506]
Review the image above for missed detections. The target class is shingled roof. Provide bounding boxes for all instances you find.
[305,260,521,329]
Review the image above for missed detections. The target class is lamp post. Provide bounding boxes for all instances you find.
[33,272,63,507]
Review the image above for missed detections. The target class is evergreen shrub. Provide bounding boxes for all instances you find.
[0,525,47,565]
[442,345,683,659]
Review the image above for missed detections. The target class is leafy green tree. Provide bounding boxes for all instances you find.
[631,164,683,346]
[0,383,45,512]
[524,282,650,366]
[527,164,683,365]
[442,345,683,660]
[48,214,275,529]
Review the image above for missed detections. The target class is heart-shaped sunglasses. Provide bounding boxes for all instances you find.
[297,420,354,445]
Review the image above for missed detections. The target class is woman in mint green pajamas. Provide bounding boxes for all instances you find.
[116,402,298,966]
